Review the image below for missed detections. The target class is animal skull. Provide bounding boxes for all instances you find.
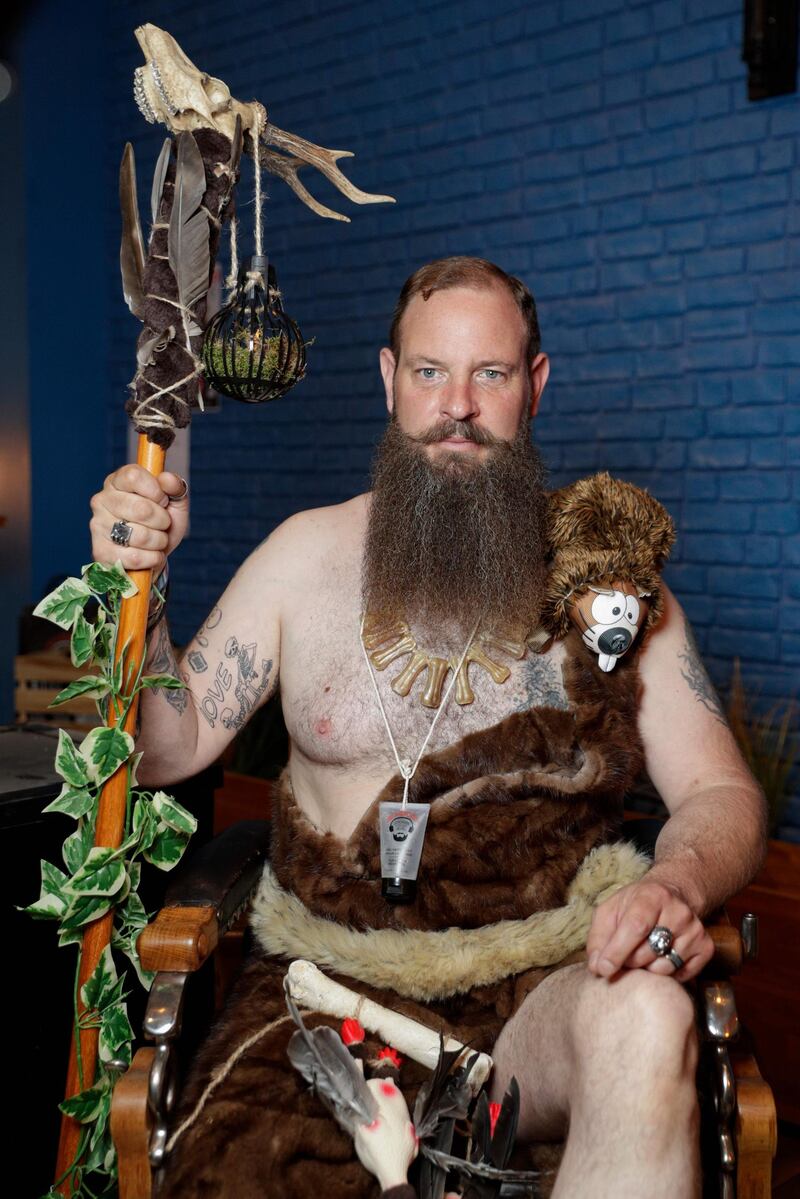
[134,24,264,141]
[132,24,395,221]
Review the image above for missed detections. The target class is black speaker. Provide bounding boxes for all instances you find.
[743,0,799,100]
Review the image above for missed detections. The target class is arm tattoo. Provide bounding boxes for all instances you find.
[148,621,188,715]
[677,615,728,728]
[197,632,275,730]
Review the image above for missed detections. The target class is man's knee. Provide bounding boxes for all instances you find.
[571,968,698,1083]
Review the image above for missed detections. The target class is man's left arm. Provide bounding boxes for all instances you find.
[586,582,768,982]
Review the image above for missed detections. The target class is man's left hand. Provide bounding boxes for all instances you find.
[586,879,715,983]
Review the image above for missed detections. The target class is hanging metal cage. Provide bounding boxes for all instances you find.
[202,255,307,404]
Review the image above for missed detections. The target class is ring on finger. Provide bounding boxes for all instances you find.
[110,519,134,547]
[666,949,684,970]
[647,925,674,956]
[168,476,189,503]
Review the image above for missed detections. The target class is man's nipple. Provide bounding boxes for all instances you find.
[315,718,332,738]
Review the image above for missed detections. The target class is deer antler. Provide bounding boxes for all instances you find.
[261,123,395,223]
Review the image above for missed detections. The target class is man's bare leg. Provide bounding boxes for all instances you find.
[490,962,700,1198]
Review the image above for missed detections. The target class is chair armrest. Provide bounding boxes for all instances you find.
[138,820,270,974]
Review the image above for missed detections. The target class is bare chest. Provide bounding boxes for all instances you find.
[280,579,571,771]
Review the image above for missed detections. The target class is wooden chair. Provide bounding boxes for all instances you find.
[110,817,777,1198]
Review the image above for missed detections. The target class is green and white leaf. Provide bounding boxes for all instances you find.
[81,945,118,1012]
[43,783,95,819]
[62,819,94,874]
[60,891,114,932]
[112,926,155,990]
[33,576,92,629]
[51,675,110,707]
[152,790,197,836]
[70,611,95,668]
[93,617,115,665]
[55,728,90,788]
[139,673,186,690]
[128,751,144,787]
[23,859,70,919]
[79,726,134,785]
[131,796,158,852]
[82,560,139,599]
[69,846,127,898]
[59,1076,111,1123]
[143,822,190,871]
[99,1004,134,1062]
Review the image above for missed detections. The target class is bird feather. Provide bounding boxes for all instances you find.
[168,131,211,320]
[119,143,146,319]
[284,980,378,1136]
[489,1076,519,1171]
[150,137,172,225]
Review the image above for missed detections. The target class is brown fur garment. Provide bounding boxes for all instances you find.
[269,629,644,934]
[542,472,676,639]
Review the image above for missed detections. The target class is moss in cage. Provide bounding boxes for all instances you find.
[203,329,303,386]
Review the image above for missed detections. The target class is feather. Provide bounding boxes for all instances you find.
[416,1037,480,1199]
[168,131,211,320]
[119,143,146,319]
[488,1076,519,1170]
[284,979,378,1136]
[229,114,243,177]
[150,137,172,225]
[414,1036,476,1139]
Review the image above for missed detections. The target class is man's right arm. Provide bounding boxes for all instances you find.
[89,464,283,784]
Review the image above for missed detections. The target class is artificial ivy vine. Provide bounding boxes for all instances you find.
[24,562,196,1198]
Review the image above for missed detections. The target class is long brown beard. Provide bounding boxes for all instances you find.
[362,417,548,635]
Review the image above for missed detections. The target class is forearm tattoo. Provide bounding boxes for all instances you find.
[190,610,274,731]
[148,621,188,715]
[677,614,728,727]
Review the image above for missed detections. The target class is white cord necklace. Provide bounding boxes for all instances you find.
[359,613,480,808]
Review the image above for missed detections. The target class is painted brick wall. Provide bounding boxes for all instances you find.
[100,0,799,832]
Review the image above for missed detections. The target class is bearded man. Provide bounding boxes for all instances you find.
[89,257,766,1198]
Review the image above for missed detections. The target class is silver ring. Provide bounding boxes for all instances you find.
[110,519,133,547]
[667,949,684,970]
[647,925,674,956]
[168,476,189,503]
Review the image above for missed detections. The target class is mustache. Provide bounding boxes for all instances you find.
[408,419,505,447]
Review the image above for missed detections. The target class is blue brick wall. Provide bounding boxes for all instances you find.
[96,1,798,831]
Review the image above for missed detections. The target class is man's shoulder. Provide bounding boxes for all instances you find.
[246,493,368,578]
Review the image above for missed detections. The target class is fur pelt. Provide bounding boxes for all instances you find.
[251,840,650,1002]
[542,472,676,639]
[270,629,644,933]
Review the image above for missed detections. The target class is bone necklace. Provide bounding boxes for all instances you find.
[361,611,529,709]
[359,614,479,807]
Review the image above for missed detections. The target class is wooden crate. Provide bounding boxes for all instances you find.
[14,649,101,732]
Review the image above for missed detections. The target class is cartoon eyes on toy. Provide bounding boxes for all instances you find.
[591,591,628,625]
[625,595,640,625]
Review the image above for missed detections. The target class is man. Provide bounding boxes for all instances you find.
[90,257,766,1197]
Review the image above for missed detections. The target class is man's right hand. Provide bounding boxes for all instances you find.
[89,465,189,571]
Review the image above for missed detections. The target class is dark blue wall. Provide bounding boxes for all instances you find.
[20,0,107,596]
[17,0,800,831]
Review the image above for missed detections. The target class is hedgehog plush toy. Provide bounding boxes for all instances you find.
[541,472,676,672]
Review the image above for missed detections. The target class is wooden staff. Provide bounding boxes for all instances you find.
[56,434,165,1190]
